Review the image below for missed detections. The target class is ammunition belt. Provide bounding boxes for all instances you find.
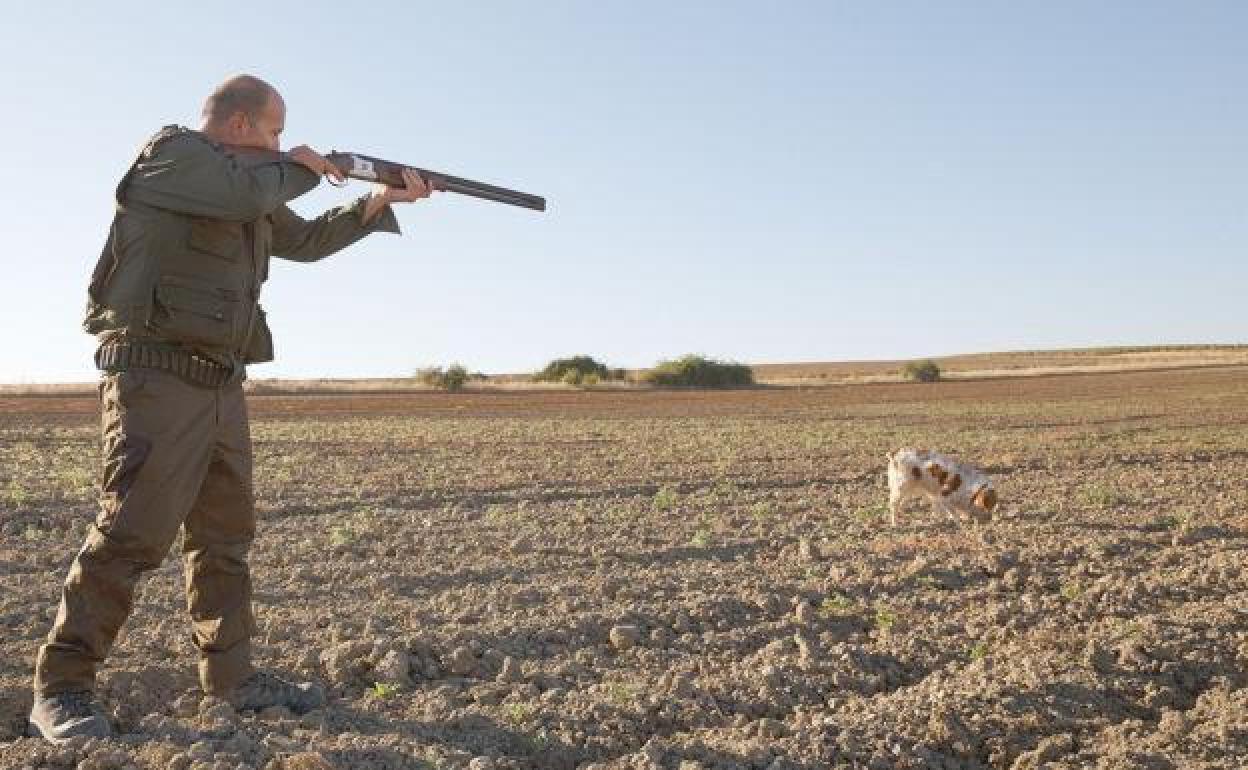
[95,341,235,388]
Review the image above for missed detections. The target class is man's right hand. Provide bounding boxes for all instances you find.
[287,145,346,183]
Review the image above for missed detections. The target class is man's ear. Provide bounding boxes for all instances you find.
[225,111,250,139]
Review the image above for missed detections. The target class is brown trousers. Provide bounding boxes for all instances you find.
[34,367,256,697]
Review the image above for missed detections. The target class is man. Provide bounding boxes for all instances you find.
[30,74,434,743]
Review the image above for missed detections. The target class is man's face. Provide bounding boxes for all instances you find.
[239,93,285,151]
[219,92,285,151]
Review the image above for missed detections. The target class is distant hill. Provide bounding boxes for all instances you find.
[750,344,1248,384]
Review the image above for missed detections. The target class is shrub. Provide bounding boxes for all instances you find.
[640,354,754,387]
[415,363,469,391]
[535,355,611,384]
[902,360,942,383]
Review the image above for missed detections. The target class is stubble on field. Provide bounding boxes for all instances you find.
[1,367,1246,769]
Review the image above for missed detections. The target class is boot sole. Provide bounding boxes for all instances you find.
[26,717,111,743]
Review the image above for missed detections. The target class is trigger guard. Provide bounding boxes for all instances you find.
[325,174,348,188]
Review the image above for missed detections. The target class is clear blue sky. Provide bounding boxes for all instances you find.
[1,1,1244,381]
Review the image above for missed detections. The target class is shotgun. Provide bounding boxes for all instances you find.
[325,151,546,212]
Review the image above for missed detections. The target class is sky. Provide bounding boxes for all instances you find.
[0,1,1244,382]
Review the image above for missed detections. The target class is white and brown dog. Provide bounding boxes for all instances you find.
[885,448,998,527]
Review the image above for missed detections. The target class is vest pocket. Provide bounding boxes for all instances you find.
[187,219,243,261]
[148,276,239,348]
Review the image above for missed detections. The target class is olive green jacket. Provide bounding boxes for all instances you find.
[85,125,400,366]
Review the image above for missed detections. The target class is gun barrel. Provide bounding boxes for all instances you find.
[327,152,546,212]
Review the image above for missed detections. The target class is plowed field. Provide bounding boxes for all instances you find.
[3,367,1246,769]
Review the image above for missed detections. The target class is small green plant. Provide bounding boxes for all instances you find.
[820,593,854,615]
[1108,619,1144,643]
[503,703,534,724]
[968,642,989,660]
[1153,510,1196,532]
[902,360,942,383]
[855,504,888,522]
[5,480,29,507]
[874,608,898,632]
[690,529,712,548]
[1060,581,1081,600]
[1079,484,1133,507]
[652,485,679,512]
[604,681,639,706]
[369,681,398,699]
[329,524,358,547]
[486,504,520,522]
[1152,514,1181,531]
[520,727,553,754]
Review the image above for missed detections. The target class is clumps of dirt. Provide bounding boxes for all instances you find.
[608,626,641,651]
[3,370,1248,768]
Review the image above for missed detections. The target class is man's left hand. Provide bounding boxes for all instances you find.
[380,168,437,204]
[362,168,436,223]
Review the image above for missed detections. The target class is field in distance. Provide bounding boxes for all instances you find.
[751,343,1248,385]
[4,343,1244,396]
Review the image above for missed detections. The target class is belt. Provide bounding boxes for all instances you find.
[95,341,237,388]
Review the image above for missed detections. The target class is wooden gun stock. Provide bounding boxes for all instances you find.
[325,152,546,212]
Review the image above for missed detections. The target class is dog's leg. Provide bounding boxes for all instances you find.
[888,490,901,527]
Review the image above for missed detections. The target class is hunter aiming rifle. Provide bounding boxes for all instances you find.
[325,152,546,212]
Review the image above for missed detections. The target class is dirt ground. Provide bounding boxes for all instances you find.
[2,367,1246,769]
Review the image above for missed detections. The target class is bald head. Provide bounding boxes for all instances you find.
[202,75,279,125]
[200,74,286,151]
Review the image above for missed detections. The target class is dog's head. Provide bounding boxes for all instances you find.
[887,448,927,480]
[888,447,925,465]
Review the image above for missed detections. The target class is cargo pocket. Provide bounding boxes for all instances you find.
[148,277,239,349]
[187,219,243,262]
[242,306,274,364]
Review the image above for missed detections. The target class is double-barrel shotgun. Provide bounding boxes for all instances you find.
[325,151,546,212]
[223,144,546,212]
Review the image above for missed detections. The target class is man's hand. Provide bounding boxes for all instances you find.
[361,167,436,223]
[287,145,346,183]
[380,168,436,204]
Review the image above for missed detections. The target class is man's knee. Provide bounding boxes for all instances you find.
[184,539,251,575]
[79,524,168,573]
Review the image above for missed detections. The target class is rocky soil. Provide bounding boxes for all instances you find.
[2,367,1246,769]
